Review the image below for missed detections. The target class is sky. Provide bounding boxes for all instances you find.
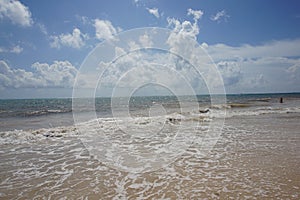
[0,0,300,98]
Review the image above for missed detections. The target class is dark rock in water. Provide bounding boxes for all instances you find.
[55,134,63,137]
[199,109,210,113]
[43,133,63,138]
[167,118,181,123]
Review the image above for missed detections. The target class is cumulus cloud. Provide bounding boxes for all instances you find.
[0,60,77,89]
[166,9,207,87]
[167,8,203,40]
[217,61,242,86]
[0,45,23,54]
[87,17,215,96]
[73,9,300,96]
[165,9,300,93]
[166,17,199,40]
[87,9,221,96]
[50,28,87,49]
[187,8,204,21]
[0,0,33,27]
[139,33,153,47]
[210,10,229,22]
[92,48,205,96]
[94,19,119,41]
[147,7,160,18]
[202,39,300,92]
[166,15,201,77]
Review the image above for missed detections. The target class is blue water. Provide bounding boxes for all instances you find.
[0,93,299,131]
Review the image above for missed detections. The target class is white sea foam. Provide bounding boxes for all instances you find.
[1,97,300,198]
[0,117,299,199]
[225,106,300,118]
[1,104,299,145]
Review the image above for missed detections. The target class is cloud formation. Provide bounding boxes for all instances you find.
[210,10,229,22]
[50,28,87,49]
[166,8,203,56]
[94,19,119,41]
[217,61,242,86]
[1,5,299,96]
[204,39,300,92]
[0,60,77,89]
[84,9,216,96]
[167,9,202,40]
[187,8,204,21]
[0,45,23,54]
[147,7,160,18]
[0,0,33,27]
[166,8,299,93]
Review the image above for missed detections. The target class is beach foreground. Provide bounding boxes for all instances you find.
[0,95,299,199]
[0,115,299,199]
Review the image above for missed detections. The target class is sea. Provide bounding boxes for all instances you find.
[0,93,299,199]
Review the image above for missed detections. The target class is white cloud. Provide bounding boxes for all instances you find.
[37,23,48,35]
[251,74,267,86]
[187,8,204,21]
[206,39,300,61]
[166,9,203,70]
[88,18,214,96]
[76,15,90,25]
[0,0,33,27]
[139,33,153,47]
[0,45,23,54]
[11,45,23,53]
[73,11,300,96]
[50,28,87,49]
[201,42,209,49]
[87,10,219,96]
[94,19,119,41]
[286,63,300,74]
[286,62,300,81]
[133,0,142,7]
[217,61,242,86]
[210,10,229,22]
[203,39,300,93]
[147,7,160,18]
[165,9,300,93]
[167,8,203,40]
[92,48,204,96]
[166,17,199,40]
[0,60,77,89]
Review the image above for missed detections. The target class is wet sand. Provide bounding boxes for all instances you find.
[0,113,299,199]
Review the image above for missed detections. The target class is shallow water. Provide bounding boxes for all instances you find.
[0,112,299,199]
[0,94,300,199]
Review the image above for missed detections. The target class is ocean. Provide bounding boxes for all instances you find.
[0,93,299,199]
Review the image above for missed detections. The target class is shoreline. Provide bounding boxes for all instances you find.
[0,111,299,199]
[1,109,300,133]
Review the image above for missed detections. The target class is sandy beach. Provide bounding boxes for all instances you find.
[0,95,299,199]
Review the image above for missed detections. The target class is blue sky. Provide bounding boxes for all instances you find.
[0,0,300,98]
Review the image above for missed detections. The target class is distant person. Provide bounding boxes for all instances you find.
[280,97,283,103]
